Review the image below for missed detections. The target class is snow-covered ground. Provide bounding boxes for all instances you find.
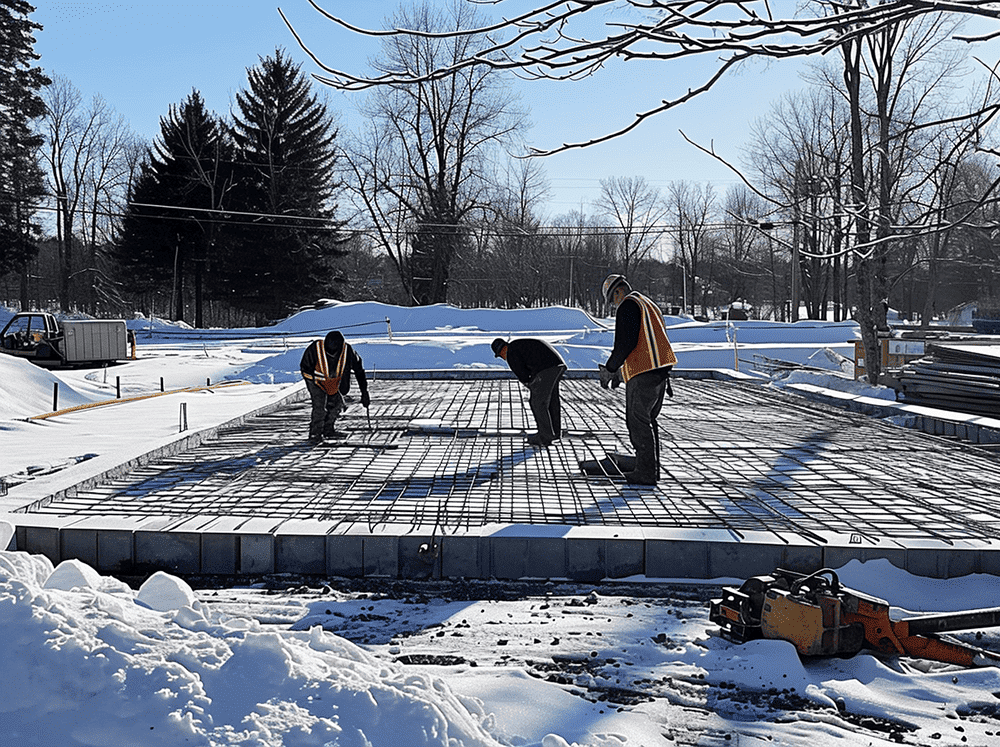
[4,301,996,747]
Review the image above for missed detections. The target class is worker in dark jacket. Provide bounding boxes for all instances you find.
[492,337,567,446]
[300,330,370,444]
[599,275,677,485]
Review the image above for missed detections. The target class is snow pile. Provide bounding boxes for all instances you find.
[272,301,610,336]
[0,354,99,419]
[694,633,1000,738]
[127,302,614,342]
[837,558,1000,613]
[0,546,510,747]
[6,546,1000,746]
[769,368,897,401]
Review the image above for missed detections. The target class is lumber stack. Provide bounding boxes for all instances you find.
[895,342,1000,418]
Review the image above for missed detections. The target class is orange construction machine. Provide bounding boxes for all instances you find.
[709,568,1000,667]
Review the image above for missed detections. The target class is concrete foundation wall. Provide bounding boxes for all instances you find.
[11,519,996,582]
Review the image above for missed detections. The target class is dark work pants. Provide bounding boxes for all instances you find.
[306,379,345,440]
[527,363,567,442]
[625,369,668,479]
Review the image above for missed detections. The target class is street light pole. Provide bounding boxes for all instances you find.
[672,256,688,315]
[681,260,688,315]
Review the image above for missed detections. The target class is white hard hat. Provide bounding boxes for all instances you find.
[602,274,628,305]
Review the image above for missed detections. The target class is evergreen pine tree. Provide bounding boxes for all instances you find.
[227,48,344,320]
[0,0,49,298]
[116,91,235,323]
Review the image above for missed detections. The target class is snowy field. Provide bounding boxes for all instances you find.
[3,301,999,747]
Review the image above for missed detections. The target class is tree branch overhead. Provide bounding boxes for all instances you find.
[285,1,1000,155]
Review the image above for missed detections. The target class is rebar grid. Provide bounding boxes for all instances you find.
[28,378,1000,542]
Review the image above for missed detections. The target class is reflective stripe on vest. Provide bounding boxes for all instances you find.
[621,292,677,382]
[313,340,347,395]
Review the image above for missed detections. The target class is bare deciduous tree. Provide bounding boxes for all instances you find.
[42,75,141,313]
[717,184,771,315]
[667,180,717,317]
[335,1,525,305]
[747,88,853,321]
[595,175,668,276]
[452,158,552,307]
[833,9,997,380]
[42,74,88,311]
[496,157,550,229]
[79,110,142,314]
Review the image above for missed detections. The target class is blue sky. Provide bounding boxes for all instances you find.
[31,1,988,219]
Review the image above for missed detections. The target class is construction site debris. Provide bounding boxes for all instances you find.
[894,342,1000,418]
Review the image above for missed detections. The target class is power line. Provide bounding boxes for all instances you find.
[13,194,797,242]
[128,202,340,226]
[17,197,788,234]
[19,202,347,233]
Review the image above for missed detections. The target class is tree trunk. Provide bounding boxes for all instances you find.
[19,269,29,311]
[844,38,880,383]
[195,260,204,328]
[173,243,185,322]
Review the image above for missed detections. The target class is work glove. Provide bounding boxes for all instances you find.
[599,364,623,390]
[361,391,371,408]
[598,364,614,389]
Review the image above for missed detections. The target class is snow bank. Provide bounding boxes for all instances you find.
[234,335,614,384]
[273,301,608,335]
[221,304,861,383]
[0,551,510,747]
[0,354,99,419]
[128,302,612,341]
[124,302,858,346]
[836,558,1000,613]
[769,367,897,401]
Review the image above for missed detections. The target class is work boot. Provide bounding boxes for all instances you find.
[307,435,323,446]
[624,471,657,486]
[609,453,636,473]
[579,457,625,476]
[324,429,348,440]
[526,433,553,447]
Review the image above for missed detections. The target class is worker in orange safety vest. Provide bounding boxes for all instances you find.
[299,330,370,444]
[599,274,677,485]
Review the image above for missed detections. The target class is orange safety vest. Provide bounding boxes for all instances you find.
[310,340,348,395]
[621,292,677,382]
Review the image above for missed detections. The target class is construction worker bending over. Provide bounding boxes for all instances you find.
[300,330,370,444]
[599,275,677,485]
[492,337,568,447]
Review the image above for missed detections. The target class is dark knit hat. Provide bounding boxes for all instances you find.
[491,338,507,357]
[324,330,345,351]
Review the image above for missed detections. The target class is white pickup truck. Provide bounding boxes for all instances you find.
[0,312,129,367]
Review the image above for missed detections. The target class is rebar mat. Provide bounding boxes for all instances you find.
[27,378,1000,542]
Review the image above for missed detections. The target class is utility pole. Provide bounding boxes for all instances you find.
[567,253,574,307]
[791,234,800,323]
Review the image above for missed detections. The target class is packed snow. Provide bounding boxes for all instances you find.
[3,301,998,747]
